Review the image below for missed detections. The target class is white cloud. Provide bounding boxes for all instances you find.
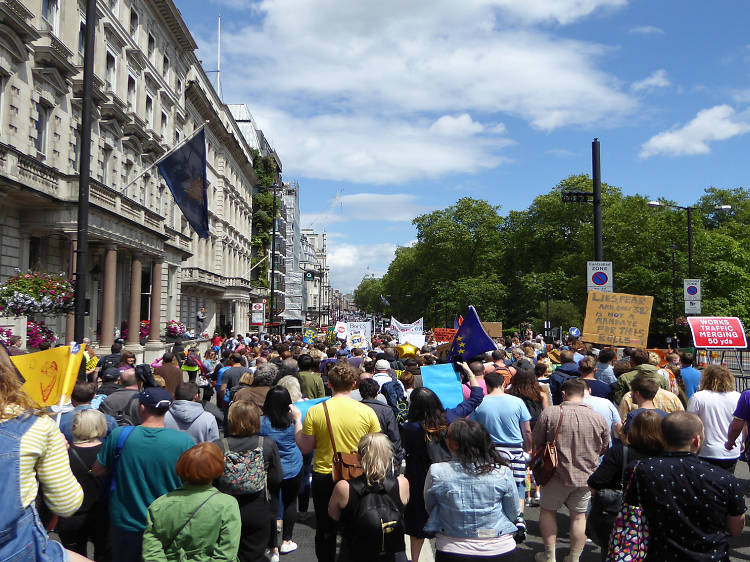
[327,242,397,291]
[629,25,664,35]
[199,0,636,183]
[640,105,750,158]
[301,193,429,228]
[631,69,670,92]
[546,148,577,157]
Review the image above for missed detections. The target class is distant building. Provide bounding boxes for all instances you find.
[300,229,328,325]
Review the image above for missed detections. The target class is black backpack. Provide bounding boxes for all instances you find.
[347,477,405,556]
[99,354,120,370]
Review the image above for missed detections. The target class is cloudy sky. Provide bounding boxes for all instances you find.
[178,0,750,292]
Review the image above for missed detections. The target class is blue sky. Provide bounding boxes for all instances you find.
[178,0,750,292]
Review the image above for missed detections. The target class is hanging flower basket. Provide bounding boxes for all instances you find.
[0,272,74,316]
[26,320,55,348]
[166,319,187,338]
[0,327,12,346]
[140,320,151,340]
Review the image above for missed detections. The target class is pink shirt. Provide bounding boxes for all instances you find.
[462,378,488,399]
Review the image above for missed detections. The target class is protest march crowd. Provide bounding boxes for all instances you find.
[0,318,748,562]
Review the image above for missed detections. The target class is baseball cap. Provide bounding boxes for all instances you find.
[137,387,173,410]
[374,359,391,372]
[100,367,120,381]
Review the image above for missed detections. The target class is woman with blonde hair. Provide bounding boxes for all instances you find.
[276,375,303,403]
[0,362,89,561]
[687,364,742,472]
[329,433,410,562]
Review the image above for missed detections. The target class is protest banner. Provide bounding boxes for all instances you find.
[13,345,84,408]
[326,326,337,345]
[687,317,747,349]
[334,321,347,339]
[398,332,426,347]
[302,328,317,345]
[581,291,653,348]
[390,317,424,333]
[296,397,329,423]
[433,328,458,343]
[346,321,372,347]
[347,329,369,349]
[420,363,462,409]
[481,322,503,338]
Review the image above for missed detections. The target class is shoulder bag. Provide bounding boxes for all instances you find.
[606,463,649,561]
[530,407,564,486]
[587,445,629,547]
[323,401,363,482]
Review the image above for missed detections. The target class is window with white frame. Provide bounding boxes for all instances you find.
[105,51,116,91]
[77,21,86,66]
[145,95,153,128]
[129,9,138,38]
[147,33,155,62]
[127,75,136,111]
[160,111,168,136]
[41,0,59,34]
[162,54,170,82]
[34,103,49,155]
[102,148,112,184]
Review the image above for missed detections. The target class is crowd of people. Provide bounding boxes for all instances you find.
[0,328,748,562]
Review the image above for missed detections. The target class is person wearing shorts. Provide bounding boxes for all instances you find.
[532,379,609,562]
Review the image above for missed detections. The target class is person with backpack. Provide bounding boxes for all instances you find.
[547,350,581,405]
[97,341,123,373]
[358,378,404,465]
[214,400,282,562]
[329,432,410,562]
[401,364,484,562]
[99,369,141,426]
[424,419,520,561]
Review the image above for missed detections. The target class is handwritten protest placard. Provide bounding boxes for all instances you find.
[433,328,458,342]
[582,291,653,348]
[420,363,463,409]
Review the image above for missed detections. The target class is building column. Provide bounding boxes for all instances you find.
[100,246,117,349]
[149,260,162,342]
[126,254,142,346]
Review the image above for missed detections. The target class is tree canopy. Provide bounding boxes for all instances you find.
[353,175,750,346]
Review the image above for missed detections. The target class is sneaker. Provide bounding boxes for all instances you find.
[268,553,280,562]
[280,542,298,554]
[535,554,554,562]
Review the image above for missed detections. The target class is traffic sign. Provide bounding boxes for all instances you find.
[569,327,581,338]
[685,301,701,315]
[683,279,702,302]
[687,317,747,349]
[587,261,613,293]
[251,303,265,312]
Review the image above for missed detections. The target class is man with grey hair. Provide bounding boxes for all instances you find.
[99,368,140,425]
[234,361,277,409]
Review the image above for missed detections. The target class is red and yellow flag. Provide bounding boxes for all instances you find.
[11,345,84,407]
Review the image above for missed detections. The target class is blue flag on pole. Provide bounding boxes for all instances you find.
[449,306,497,360]
[157,129,209,238]
[380,294,390,307]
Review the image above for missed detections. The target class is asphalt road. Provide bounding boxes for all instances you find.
[282,460,750,562]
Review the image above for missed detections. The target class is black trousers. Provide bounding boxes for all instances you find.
[436,550,516,561]
[57,504,111,561]
[280,469,303,542]
[311,471,337,562]
[236,491,275,562]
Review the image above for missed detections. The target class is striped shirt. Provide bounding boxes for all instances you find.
[5,409,84,517]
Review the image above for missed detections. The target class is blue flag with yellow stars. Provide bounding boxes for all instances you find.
[302,328,317,345]
[157,129,209,238]
[449,306,497,360]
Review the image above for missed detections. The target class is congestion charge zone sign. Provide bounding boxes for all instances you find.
[687,317,747,349]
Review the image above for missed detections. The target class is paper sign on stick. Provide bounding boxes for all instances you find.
[420,363,463,410]
[581,291,653,348]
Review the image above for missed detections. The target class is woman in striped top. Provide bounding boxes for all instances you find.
[0,363,89,561]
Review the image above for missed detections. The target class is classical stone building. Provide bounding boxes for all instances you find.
[0,0,258,356]
[300,228,329,325]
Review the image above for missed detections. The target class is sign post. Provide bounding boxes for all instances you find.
[587,261,613,293]
[251,302,265,329]
[683,279,702,315]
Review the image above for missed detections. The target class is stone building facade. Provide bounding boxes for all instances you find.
[0,0,258,356]
[300,228,329,325]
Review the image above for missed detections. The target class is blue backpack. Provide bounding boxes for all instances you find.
[381,380,409,424]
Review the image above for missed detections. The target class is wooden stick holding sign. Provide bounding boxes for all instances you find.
[581,291,654,348]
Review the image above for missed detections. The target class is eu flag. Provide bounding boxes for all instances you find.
[157,129,209,238]
[450,306,497,360]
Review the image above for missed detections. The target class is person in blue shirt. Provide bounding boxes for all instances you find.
[679,351,702,398]
[59,382,117,444]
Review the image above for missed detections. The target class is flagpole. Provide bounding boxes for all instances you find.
[117,121,209,194]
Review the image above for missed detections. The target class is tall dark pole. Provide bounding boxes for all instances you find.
[545,285,550,341]
[687,207,693,279]
[671,243,677,334]
[74,0,97,342]
[269,184,278,334]
[592,138,603,261]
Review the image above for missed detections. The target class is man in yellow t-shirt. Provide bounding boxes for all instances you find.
[292,361,380,562]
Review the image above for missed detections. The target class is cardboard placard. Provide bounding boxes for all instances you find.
[582,291,653,348]
[420,363,463,410]
[481,322,503,338]
[433,328,458,342]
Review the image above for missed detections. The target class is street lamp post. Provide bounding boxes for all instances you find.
[647,201,732,278]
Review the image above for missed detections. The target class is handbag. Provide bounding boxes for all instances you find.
[587,446,629,546]
[606,464,649,561]
[530,408,564,486]
[323,401,363,482]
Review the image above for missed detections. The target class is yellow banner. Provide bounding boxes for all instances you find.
[12,346,84,407]
[582,291,654,348]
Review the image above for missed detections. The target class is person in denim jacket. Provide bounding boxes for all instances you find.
[425,419,520,561]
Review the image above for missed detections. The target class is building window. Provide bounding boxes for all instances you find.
[176,78,182,96]
[161,111,168,136]
[34,103,49,155]
[174,129,181,144]
[105,52,116,91]
[102,148,112,184]
[129,9,138,38]
[109,0,119,16]
[127,75,136,111]
[162,55,169,81]
[41,0,59,34]
[77,21,85,66]
[147,34,155,62]
[145,95,153,128]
